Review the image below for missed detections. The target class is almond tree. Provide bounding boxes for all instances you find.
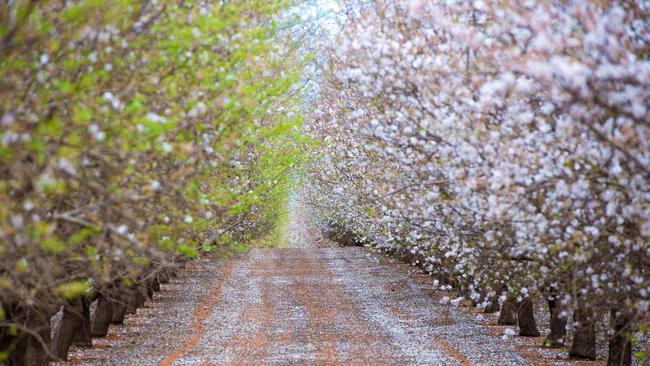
[303,1,649,364]
[0,0,306,363]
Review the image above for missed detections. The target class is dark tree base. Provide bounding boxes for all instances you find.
[5,332,28,366]
[126,287,140,314]
[159,270,170,284]
[544,296,567,348]
[1,308,41,366]
[569,305,596,360]
[51,300,85,360]
[144,280,154,301]
[498,298,518,325]
[22,321,51,366]
[607,309,632,366]
[71,297,92,347]
[91,296,114,337]
[111,299,127,324]
[484,294,500,314]
[151,278,161,292]
[135,284,145,308]
[518,298,540,336]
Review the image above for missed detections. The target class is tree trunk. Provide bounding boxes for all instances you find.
[485,285,505,314]
[518,298,541,336]
[5,324,51,366]
[544,294,567,347]
[135,284,145,308]
[126,287,139,314]
[90,296,113,337]
[484,293,500,314]
[150,277,161,292]
[21,306,52,366]
[111,296,127,324]
[569,304,596,360]
[51,299,85,360]
[143,280,154,302]
[158,270,170,284]
[22,330,51,365]
[607,308,632,366]
[3,306,26,366]
[71,297,92,346]
[5,332,28,366]
[0,304,51,366]
[498,297,517,325]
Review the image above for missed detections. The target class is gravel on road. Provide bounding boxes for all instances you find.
[56,247,607,366]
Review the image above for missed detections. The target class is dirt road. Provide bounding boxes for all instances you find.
[58,247,598,365]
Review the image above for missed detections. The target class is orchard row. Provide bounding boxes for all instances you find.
[0,0,305,363]
[303,1,649,364]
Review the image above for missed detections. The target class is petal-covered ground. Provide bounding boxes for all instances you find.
[55,242,611,365]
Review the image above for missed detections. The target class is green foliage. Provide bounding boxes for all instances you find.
[41,237,66,254]
[54,280,90,300]
[227,240,248,253]
[0,0,309,352]
[178,242,200,258]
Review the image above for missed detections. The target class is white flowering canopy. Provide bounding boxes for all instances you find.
[301,0,650,337]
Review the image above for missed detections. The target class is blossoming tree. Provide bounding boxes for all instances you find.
[0,0,306,363]
[303,1,649,364]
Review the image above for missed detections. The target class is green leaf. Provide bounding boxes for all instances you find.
[178,243,199,258]
[54,280,90,300]
[41,237,66,254]
[69,228,100,245]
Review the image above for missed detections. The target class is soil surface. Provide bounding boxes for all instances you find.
[56,246,608,365]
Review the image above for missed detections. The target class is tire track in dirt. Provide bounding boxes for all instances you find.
[219,253,271,364]
[283,248,400,365]
[157,260,234,366]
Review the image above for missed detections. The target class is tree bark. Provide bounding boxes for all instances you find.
[5,333,28,366]
[1,304,56,365]
[484,293,500,314]
[544,294,567,347]
[158,270,170,284]
[517,298,541,336]
[150,277,161,292]
[90,295,113,337]
[143,280,154,301]
[3,305,26,366]
[517,297,540,337]
[71,297,92,346]
[23,329,50,365]
[135,283,145,308]
[22,307,52,366]
[607,308,632,366]
[110,296,127,324]
[126,286,140,314]
[498,297,517,325]
[569,304,597,360]
[52,299,86,360]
